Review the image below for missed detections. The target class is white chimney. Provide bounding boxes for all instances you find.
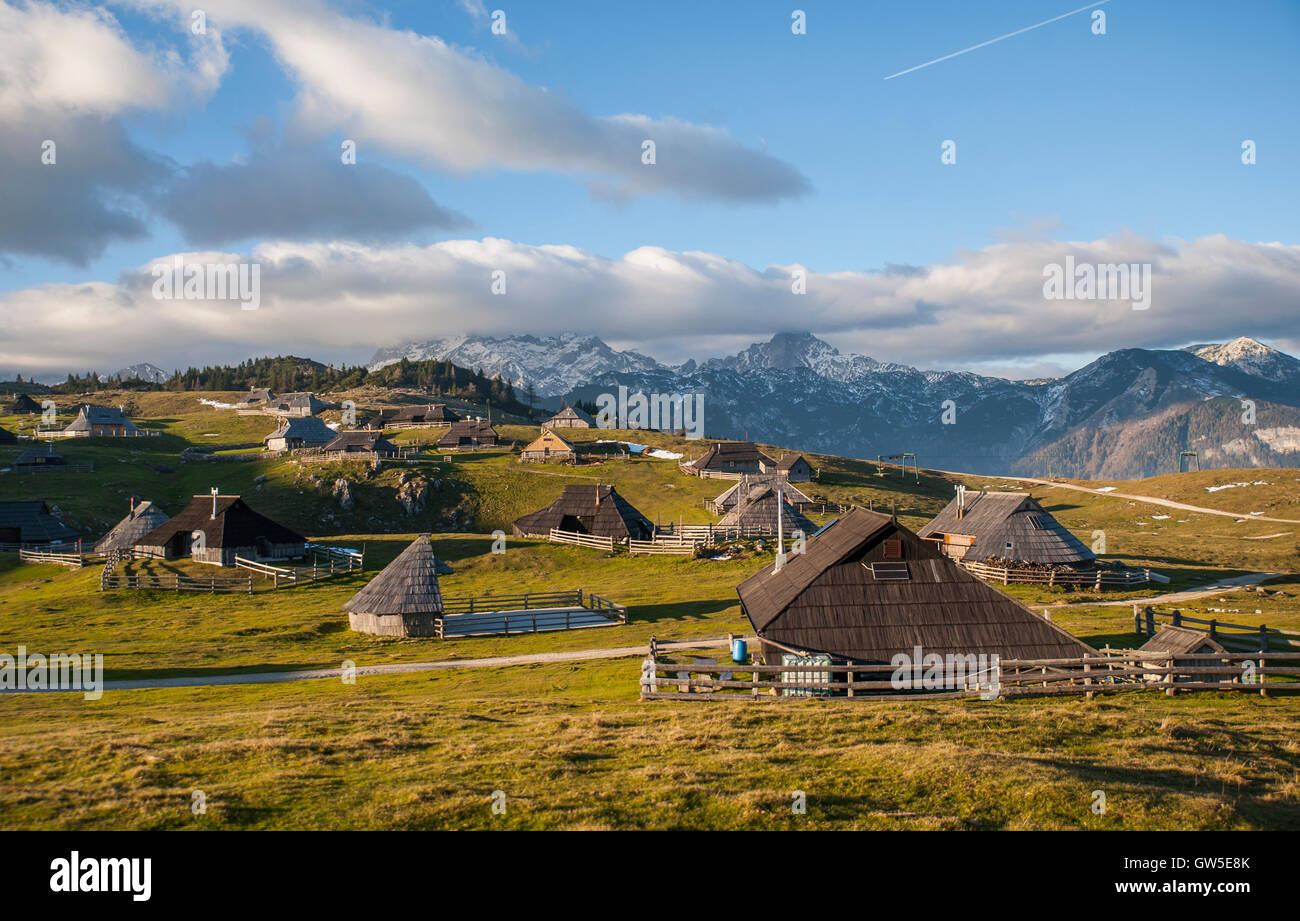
[956,484,966,519]
[210,487,219,520]
[774,489,786,573]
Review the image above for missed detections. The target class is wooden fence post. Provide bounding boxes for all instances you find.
[1165,653,1176,696]
[1145,607,1155,637]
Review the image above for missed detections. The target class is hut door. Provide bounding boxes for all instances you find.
[560,515,585,534]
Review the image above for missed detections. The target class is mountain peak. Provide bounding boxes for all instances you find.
[1192,337,1299,383]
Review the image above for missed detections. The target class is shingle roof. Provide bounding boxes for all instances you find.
[512,484,654,540]
[917,491,1095,565]
[0,501,82,543]
[7,394,41,413]
[522,429,576,454]
[95,501,169,553]
[322,431,398,454]
[545,403,596,426]
[736,507,1094,663]
[712,475,812,510]
[717,484,816,532]
[264,416,337,446]
[62,405,140,434]
[136,495,305,550]
[344,535,445,615]
[690,441,775,471]
[775,453,809,471]
[0,426,16,445]
[1139,625,1226,656]
[436,419,499,447]
[14,444,65,466]
[268,392,327,414]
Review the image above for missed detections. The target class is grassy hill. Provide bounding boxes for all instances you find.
[0,390,1297,829]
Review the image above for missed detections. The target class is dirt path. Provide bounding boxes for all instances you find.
[1001,476,1300,525]
[6,636,739,694]
[1051,571,1282,608]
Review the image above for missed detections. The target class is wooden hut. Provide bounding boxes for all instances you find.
[238,388,273,406]
[1139,626,1227,684]
[917,488,1095,567]
[263,416,336,451]
[13,444,67,470]
[512,484,653,540]
[543,402,596,430]
[736,507,1094,670]
[717,484,816,534]
[321,430,399,457]
[94,499,169,554]
[344,535,446,636]
[711,475,814,513]
[0,426,17,445]
[363,404,460,430]
[520,429,577,463]
[0,501,81,548]
[134,493,306,566]
[436,419,499,450]
[7,394,42,415]
[774,453,813,482]
[266,392,328,417]
[684,441,775,477]
[61,404,140,437]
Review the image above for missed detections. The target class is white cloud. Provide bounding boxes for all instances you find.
[2,233,1298,378]
[0,1,226,118]
[140,0,807,201]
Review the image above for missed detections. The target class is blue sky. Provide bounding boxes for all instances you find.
[1,0,1298,377]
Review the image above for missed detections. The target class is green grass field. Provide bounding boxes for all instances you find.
[1,392,1298,829]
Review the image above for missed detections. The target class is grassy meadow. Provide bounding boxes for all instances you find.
[1,392,1298,829]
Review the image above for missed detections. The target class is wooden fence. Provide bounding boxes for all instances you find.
[18,548,86,569]
[961,560,1158,588]
[548,529,616,552]
[1135,605,1300,652]
[434,589,628,638]
[101,571,256,593]
[629,538,701,556]
[640,641,1300,701]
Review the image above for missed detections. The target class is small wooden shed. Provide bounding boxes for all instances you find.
[134,493,306,566]
[95,499,169,553]
[344,535,446,636]
[520,429,577,463]
[1139,626,1228,684]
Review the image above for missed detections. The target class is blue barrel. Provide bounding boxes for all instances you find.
[731,638,748,663]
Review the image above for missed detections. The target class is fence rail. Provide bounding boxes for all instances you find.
[1135,605,1299,651]
[629,538,701,556]
[640,642,1300,701]
[18,548,85,569]
[548,529,616,552]
[961,560,1156,588]
[433,589,628,638]
[101,572,255,593]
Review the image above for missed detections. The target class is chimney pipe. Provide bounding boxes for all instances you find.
[774,489,786,573]
[210,487,219,520]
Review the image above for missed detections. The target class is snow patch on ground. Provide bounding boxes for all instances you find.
[1205,481,1270,492]
[595,439,683,460]
[199,398,241,410]
[1094,486,1117,492]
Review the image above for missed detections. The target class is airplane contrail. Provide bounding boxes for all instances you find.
[884,1,1113,80]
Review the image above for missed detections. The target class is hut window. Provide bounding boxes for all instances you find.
[882,539,903,559]
[1026,515,1046,530]
[1004,541,1014,555]
[868,561,910,581]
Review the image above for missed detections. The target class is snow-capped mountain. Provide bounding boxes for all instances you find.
[111,362,170,383]
[368,334,664,396]
[1187,337,1300,384]
[368,330,1300,477]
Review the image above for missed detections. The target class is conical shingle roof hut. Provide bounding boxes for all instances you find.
[717,484,816,535]
[95,499,169,553]
[917,490,1095,566]
[344,535,446,636]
